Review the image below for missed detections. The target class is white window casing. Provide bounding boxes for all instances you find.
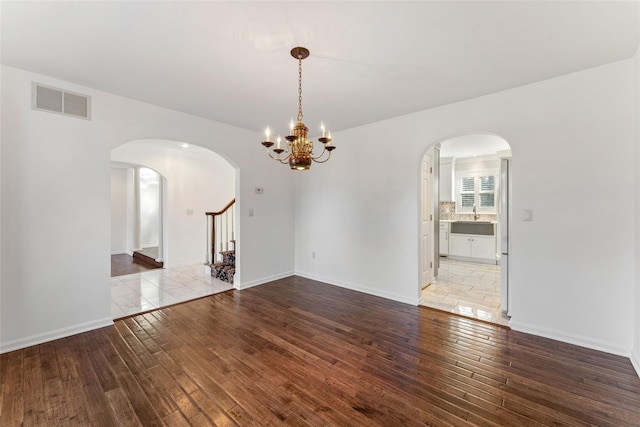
[455,169,498,214]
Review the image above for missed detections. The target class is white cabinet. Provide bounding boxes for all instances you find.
[449,234,496,263]
[471,235,496,259]
[449,234,471,257]
[439,222,449,256]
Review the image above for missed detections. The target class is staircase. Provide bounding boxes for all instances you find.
[205,199,235,284]
[211,244,235,284]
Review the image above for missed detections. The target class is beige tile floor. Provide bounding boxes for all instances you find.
[112,259,508,325]
[111,263,233,319]
[420,258,509,326]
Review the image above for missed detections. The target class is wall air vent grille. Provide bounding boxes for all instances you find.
[32,83,91,120]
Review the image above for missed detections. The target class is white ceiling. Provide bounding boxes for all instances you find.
[2,1,639,135]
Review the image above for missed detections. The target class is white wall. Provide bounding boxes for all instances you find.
[125,168,136,252]
[138,168,160,249]
[111,140,236,267]
[0,65,295,353]
[110,167,129,253]
[454,156,499,173]
[632,47,640,375]
[295,59,636,356]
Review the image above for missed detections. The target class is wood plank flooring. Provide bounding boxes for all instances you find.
[2,275,639,426]
[111,253,161,277]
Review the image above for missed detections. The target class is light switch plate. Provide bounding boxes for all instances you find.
[524,209,533,221]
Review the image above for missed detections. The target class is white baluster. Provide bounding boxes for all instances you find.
[205,215,210,264]
[218,215,223,260]
[231,205,234,241]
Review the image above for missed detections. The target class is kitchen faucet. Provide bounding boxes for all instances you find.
[473,204,479,221]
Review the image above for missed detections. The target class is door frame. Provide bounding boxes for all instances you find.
[418,133,513,322]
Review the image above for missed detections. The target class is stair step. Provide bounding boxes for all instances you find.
[211,263,235,284]
[133,249,163,268]
[209,262,229,267]
[218,250,235,267]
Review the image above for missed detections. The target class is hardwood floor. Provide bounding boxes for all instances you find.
[111,253,161,277]
[2,276,639,426]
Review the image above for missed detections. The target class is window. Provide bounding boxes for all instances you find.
[455,169,498,213]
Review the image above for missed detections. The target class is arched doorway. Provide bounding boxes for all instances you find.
[420,133,512,326]
[109,139,236,318]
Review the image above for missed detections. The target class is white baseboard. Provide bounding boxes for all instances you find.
[236,271,295,290]
[510,319,632,357]
[111,250,133,256]
[0,317,114,354]
[631,347,640,378]
[447,255,497,265]
[295,271,418,306]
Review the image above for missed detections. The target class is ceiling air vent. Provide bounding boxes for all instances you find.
[32,83,91,120]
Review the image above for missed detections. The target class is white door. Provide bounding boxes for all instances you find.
[421,154,433,287]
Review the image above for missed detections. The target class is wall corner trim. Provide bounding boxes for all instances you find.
[0,317,114,354]
[295,271,419,306]
[631,347,640,378]
[236,271,295,290]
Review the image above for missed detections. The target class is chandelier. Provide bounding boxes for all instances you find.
[261,47,335,170]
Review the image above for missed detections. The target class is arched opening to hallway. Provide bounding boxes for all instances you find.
[109,139,236,318]
[110,164,166,276]
[420,134,512,326]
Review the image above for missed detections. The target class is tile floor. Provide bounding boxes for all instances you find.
[420,257,509,326]
[110,263,233,319]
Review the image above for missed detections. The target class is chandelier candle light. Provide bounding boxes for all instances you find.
[261,47,335,170]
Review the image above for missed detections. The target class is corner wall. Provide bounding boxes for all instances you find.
[295,59,636,356]
[110,167,129,253]
[632,46,640,376]
[0,65,295,353]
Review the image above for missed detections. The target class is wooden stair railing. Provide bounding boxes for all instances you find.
[205,198,235,265]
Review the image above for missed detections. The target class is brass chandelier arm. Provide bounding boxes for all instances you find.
[311,150,332,163]
[310,146,328,160]
[266,150,291,164]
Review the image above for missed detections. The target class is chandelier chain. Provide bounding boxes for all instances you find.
[297,56,303,122]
